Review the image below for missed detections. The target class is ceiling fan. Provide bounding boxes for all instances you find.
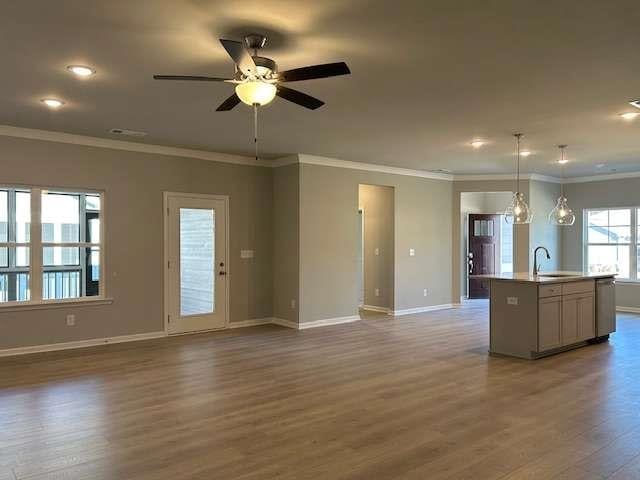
[153,34,351,111]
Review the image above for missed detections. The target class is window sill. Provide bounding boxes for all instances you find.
[0,297,113,313]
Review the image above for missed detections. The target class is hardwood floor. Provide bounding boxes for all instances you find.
[2,302,640,479]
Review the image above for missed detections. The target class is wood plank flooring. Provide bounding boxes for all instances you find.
[1,301,640,479]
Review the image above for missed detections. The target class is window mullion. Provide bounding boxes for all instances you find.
[632,208,638,280]
[30,188,42,301]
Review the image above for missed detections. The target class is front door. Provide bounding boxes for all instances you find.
[166,194,228,334]
[468,214,500,299]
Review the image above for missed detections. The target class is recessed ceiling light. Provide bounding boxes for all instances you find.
[630,99,640,109]
[470,139,486,148]
[620,112,640,121]
[558,159,569,164]
[520,150,532,157]
[41,98,65,109]
[596,163,606,169]
[67,65,95,77]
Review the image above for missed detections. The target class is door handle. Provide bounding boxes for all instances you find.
[468,259,473,274]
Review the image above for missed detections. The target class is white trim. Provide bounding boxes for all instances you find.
[453,173,562,183]
[361,304,391,314]
[0,125,266,167]
[565,171,640,184]
[298,315,361,329]
[616,306,640,314]
[228,318,273,328]
[0,297,113,313]
[391,303,458,316]
[5,125,640,184]
[163,192,230,334]
[0,331,166,358]
[271,317,299,329]
[298,154,453,180]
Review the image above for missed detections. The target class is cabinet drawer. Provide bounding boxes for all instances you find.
[562,280,594,295]
[539,284,562,298]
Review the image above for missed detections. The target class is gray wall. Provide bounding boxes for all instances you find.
[359,184,395,310]
[273,163,300,323]
[0,136,273,349]
[299,163,452,323]
[561,177,640,308]
[529,180,562,272]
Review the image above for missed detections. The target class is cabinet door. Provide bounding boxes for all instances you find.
[539,296,562,351]
[577,293,595,341]
[561,295,580,346]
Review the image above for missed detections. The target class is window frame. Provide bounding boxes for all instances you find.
[0,184,106,308]
[583,207,637,281]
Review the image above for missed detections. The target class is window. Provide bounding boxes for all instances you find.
[0,186,103,305]
[585,208,634,279]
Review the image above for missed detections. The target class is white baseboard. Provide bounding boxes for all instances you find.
[271,317,299,329]
[298,315,360,329]
[228,318,273,328]
[0,331,167,358]
[391,303,458,316]
[616,306,640,314]
[361,305,391,314]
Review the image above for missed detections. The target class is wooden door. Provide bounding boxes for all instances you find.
[468,214,501,299]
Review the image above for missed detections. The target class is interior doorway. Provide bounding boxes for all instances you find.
[164,192,229,334]
[461,192,514,299]
[358,184,395,313]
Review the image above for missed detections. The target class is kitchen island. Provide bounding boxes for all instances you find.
[473,272,616,359]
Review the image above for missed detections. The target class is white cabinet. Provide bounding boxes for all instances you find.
[537,282,595,352]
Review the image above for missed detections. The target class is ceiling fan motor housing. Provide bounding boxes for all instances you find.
[252,56,277,77]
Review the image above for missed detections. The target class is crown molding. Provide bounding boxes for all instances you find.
[452,173,562,183]
[3,125,639,185]
[564,171,640,184]
[298,154,454,180]
[0,125,268,167]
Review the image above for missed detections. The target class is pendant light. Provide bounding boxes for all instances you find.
[505,133,533,224]
[548,144,576,225]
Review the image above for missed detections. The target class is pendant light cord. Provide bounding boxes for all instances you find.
[559,145,567,197]
[514,133,522,194]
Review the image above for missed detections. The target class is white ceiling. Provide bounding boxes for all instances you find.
[2,0,640,177]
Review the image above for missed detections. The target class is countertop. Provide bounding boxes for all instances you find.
[471,271,616,284]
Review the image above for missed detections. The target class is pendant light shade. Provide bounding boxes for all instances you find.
[504,133,533,224]
[548,145,575,226]
[505,192,533,224]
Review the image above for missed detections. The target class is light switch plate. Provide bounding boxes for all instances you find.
[66,314,76,326]
[240,250,254,259]
[375,248,380,256]
[507,297,519,305]
[409,248,415,256]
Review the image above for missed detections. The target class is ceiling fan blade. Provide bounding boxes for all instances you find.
[153,75,230,82]
[219,39,256,76]
[216,93,241,111]
[276,85,325,110]
[278,62,351,82]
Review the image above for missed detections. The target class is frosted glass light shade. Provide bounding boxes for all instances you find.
[548,196,576,226]
[504,192,533,224]
[235,81,277,106]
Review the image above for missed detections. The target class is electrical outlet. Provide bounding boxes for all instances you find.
[375,288,380,297]
[423,289,428,297]
[291,299,296,309]
[66,314,76,326]
[409,248,415,256]
[507,297,519,305]
[375,247,380,256]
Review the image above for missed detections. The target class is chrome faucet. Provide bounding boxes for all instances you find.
[533,246,551,276]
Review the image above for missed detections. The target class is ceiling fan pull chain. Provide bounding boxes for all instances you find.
[254,103,259,161]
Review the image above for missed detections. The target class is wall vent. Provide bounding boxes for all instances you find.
[109,128,147,137]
